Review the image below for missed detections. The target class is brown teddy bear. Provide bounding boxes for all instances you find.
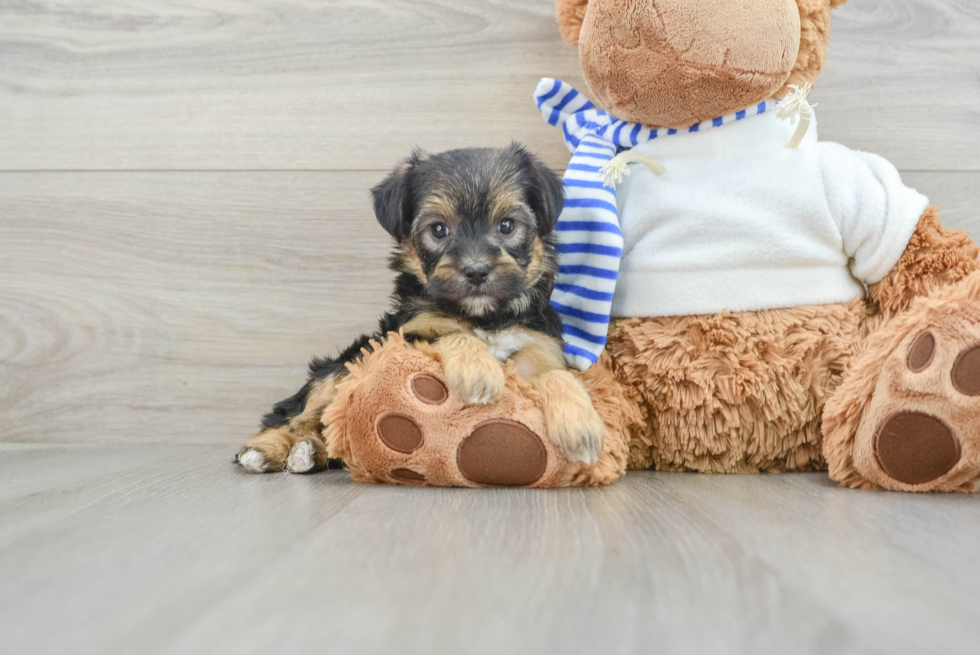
[543,0,980,492]
[317,0,980,492]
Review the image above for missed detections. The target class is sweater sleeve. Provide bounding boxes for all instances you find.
[818,142,930,285]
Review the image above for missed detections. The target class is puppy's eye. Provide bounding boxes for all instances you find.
[430,223,449,239]
[498,219,516,235]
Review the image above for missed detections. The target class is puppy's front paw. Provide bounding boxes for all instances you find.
[443,353,506,405]
[538,370,605,466]
[548,404,605,466]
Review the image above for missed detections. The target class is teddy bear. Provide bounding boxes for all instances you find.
[540,0,980,492]
[317,0,980,492]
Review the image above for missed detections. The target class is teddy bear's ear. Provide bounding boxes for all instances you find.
[556,0,590,47]
[371,149,427,239]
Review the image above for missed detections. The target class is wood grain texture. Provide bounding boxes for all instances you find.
[0,172,393,444]
[1,0,979,172]
[2,171,978,446]
[1,444,979,655]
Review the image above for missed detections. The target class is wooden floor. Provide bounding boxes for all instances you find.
[3,445,980,654]
[2,1,980,653]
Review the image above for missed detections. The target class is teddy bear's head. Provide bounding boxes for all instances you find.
[557,0,849,128]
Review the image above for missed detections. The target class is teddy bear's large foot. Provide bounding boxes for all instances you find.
[321,334,630,488]
[824,272,980,492]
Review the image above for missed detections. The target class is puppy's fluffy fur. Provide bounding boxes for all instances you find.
[237,144,604,474]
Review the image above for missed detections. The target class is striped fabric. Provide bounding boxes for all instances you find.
[534,77,774,369]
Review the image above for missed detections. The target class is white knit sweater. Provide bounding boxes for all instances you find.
[611,104,929,317]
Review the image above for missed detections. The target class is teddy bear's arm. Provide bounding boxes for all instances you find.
[867,207,980,314]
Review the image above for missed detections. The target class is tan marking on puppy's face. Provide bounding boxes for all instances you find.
[525,236,554,288]
[392,241,427,284]
[495,248,524,278]
[414,192,461,252]
[509,236,558,314]
[488,187,527,226]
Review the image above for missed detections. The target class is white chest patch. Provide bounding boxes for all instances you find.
[472,327,536,362]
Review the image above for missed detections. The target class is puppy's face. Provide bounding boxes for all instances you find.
[372,145,563,317]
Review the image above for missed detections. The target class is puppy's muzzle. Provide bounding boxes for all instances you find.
[462,263,491,286]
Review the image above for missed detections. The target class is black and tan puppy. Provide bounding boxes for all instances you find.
[237,145,605,474]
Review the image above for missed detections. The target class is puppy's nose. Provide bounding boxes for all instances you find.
[463,264,491,286]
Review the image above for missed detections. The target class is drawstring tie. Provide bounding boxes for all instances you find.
[777,83,816,150]
[600,151,665,187]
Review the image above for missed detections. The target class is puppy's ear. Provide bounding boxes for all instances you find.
[371,150,426,239]
[556,0,590,46]
[511,142,564,236]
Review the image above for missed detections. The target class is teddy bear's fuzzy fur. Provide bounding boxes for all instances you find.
[314,0,980,491]
[606,210,980,481]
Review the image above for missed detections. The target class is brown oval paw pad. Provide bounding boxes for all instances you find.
[377,413,424,453]
[907,331,936,372]
[952,344,980,396]
[457,420,547,487]
[874,411,961,485]
[391,468,426,483]
[412,374,448,404]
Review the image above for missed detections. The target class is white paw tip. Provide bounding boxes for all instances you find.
[565,449,600,466]
[238,449,268,473]
[287,441,316,473]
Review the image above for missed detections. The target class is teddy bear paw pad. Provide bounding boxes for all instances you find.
[390,468,427,483]
[411,374,448,404]
[456,420,547,486]
[951,344,980,395]
[907,331,936,372]
[874,412,961,485]
[376,413,424,453]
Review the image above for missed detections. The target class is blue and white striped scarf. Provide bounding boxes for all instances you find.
[535,78,774,369]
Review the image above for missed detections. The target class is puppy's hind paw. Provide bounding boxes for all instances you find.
[286,439,330,474]
[286,440,317,473]
[237,448,271,473]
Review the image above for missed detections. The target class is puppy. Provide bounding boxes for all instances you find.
[236,144,605,474]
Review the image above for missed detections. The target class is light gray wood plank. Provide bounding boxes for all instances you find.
[1,444,979,655]
[2,171,978,446]
[1,0,978,172]
[0,172,393,445]
[905,171,980,235]
[815,0,980,169]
